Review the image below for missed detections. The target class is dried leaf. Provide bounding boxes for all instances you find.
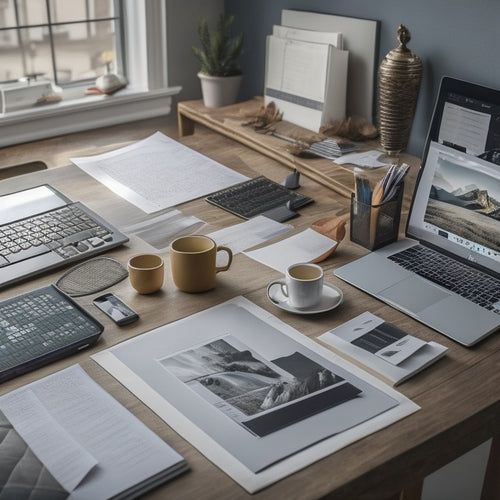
[321,116,378,141]
[242,101,283,132]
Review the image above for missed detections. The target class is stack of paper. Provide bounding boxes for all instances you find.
[264,25,348,132]
[319,312,448,386]
[0,365,188,499]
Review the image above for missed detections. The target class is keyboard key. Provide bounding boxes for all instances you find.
[4,244,50,264]
[389,245,500,314]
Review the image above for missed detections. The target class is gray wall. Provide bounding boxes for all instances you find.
[225,0,500,157]
[166,0,224,104]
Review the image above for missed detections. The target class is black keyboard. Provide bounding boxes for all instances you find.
[389,245,500,314]
[205,176,314,219]
[0,285,103,382]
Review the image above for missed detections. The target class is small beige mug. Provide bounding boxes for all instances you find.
[127,254,164,294]
[170,235,232,293]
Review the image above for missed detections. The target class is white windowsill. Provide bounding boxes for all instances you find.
[0,85,181,148]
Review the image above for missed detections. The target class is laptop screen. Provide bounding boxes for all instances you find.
[0,185,69,225]
[407,77,500,276]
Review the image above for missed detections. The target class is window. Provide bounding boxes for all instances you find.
[0,0,123,87]
[0,0,180,148]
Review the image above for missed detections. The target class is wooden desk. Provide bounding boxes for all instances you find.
[0,126,498,500]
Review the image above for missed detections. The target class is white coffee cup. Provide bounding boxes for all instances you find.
[268,263,324,309]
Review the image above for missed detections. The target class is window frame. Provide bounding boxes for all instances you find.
[0,0,180,148]
[0,0,123,88]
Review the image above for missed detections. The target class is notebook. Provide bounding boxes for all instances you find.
[0,184,129,288]
[335,77,500,346]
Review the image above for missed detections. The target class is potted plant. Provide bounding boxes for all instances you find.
[192,13,244,108]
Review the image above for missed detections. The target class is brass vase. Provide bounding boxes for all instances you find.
[378,24,422,156]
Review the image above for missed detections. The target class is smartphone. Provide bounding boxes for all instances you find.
[93,293,139,326]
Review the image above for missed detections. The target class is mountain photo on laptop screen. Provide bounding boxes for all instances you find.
[425,150,500,258]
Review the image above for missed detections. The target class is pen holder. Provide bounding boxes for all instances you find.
[350,184,403,251]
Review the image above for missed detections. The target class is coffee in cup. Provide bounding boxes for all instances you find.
[170,235,232,293]
[268,262,324,309]
[127,254,164,294]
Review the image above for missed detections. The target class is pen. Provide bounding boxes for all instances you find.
[380,163,409,203]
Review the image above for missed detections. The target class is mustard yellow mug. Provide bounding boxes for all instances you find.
[170,235,232,292]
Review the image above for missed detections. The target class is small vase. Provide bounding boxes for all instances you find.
[377,24,422,157]
[198,73,242,108]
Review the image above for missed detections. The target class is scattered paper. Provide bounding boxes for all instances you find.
[244,228,337,273]
[71,132,247,214]
[122,209,206,250]
[334,150,390,168]
[206,216,292,255]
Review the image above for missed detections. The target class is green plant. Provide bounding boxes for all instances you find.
[192,14,244,77]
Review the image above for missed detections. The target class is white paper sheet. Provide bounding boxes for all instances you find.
[92,297,419,493]
[0,365,187,499]
[122,209,206,250]
[206,215,292,254]
[272,25,343,49]
[334,150,390,168]
[71,132,248,214]
[243,228,337,273]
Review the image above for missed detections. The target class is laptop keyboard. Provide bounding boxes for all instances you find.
[0,203,115,267]
[0,285,103,381]
[205,176,314,219]
[389,245,500,314]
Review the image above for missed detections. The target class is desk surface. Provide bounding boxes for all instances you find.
[0,124,498,500]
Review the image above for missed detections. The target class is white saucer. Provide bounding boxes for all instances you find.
[267,282,343,315]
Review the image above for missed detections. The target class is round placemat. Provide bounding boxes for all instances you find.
[56,257,128,296]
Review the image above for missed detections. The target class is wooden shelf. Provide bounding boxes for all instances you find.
[178,97,420,204]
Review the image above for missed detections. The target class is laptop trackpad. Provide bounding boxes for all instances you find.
[379,276,450,313]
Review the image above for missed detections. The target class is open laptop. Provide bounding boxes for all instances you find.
[0,184,129,288]
[335,76,500,346]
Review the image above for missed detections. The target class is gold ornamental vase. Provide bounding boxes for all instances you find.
[378,24,422,156]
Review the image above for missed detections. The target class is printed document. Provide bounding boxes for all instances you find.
[71,131,247,213]
[319,312,448,385]
[0,365,188,499]
[264,35,348,132]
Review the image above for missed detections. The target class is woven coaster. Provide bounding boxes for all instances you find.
[56,257,128,297]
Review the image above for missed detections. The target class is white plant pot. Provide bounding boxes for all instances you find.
[198,73,242,108]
